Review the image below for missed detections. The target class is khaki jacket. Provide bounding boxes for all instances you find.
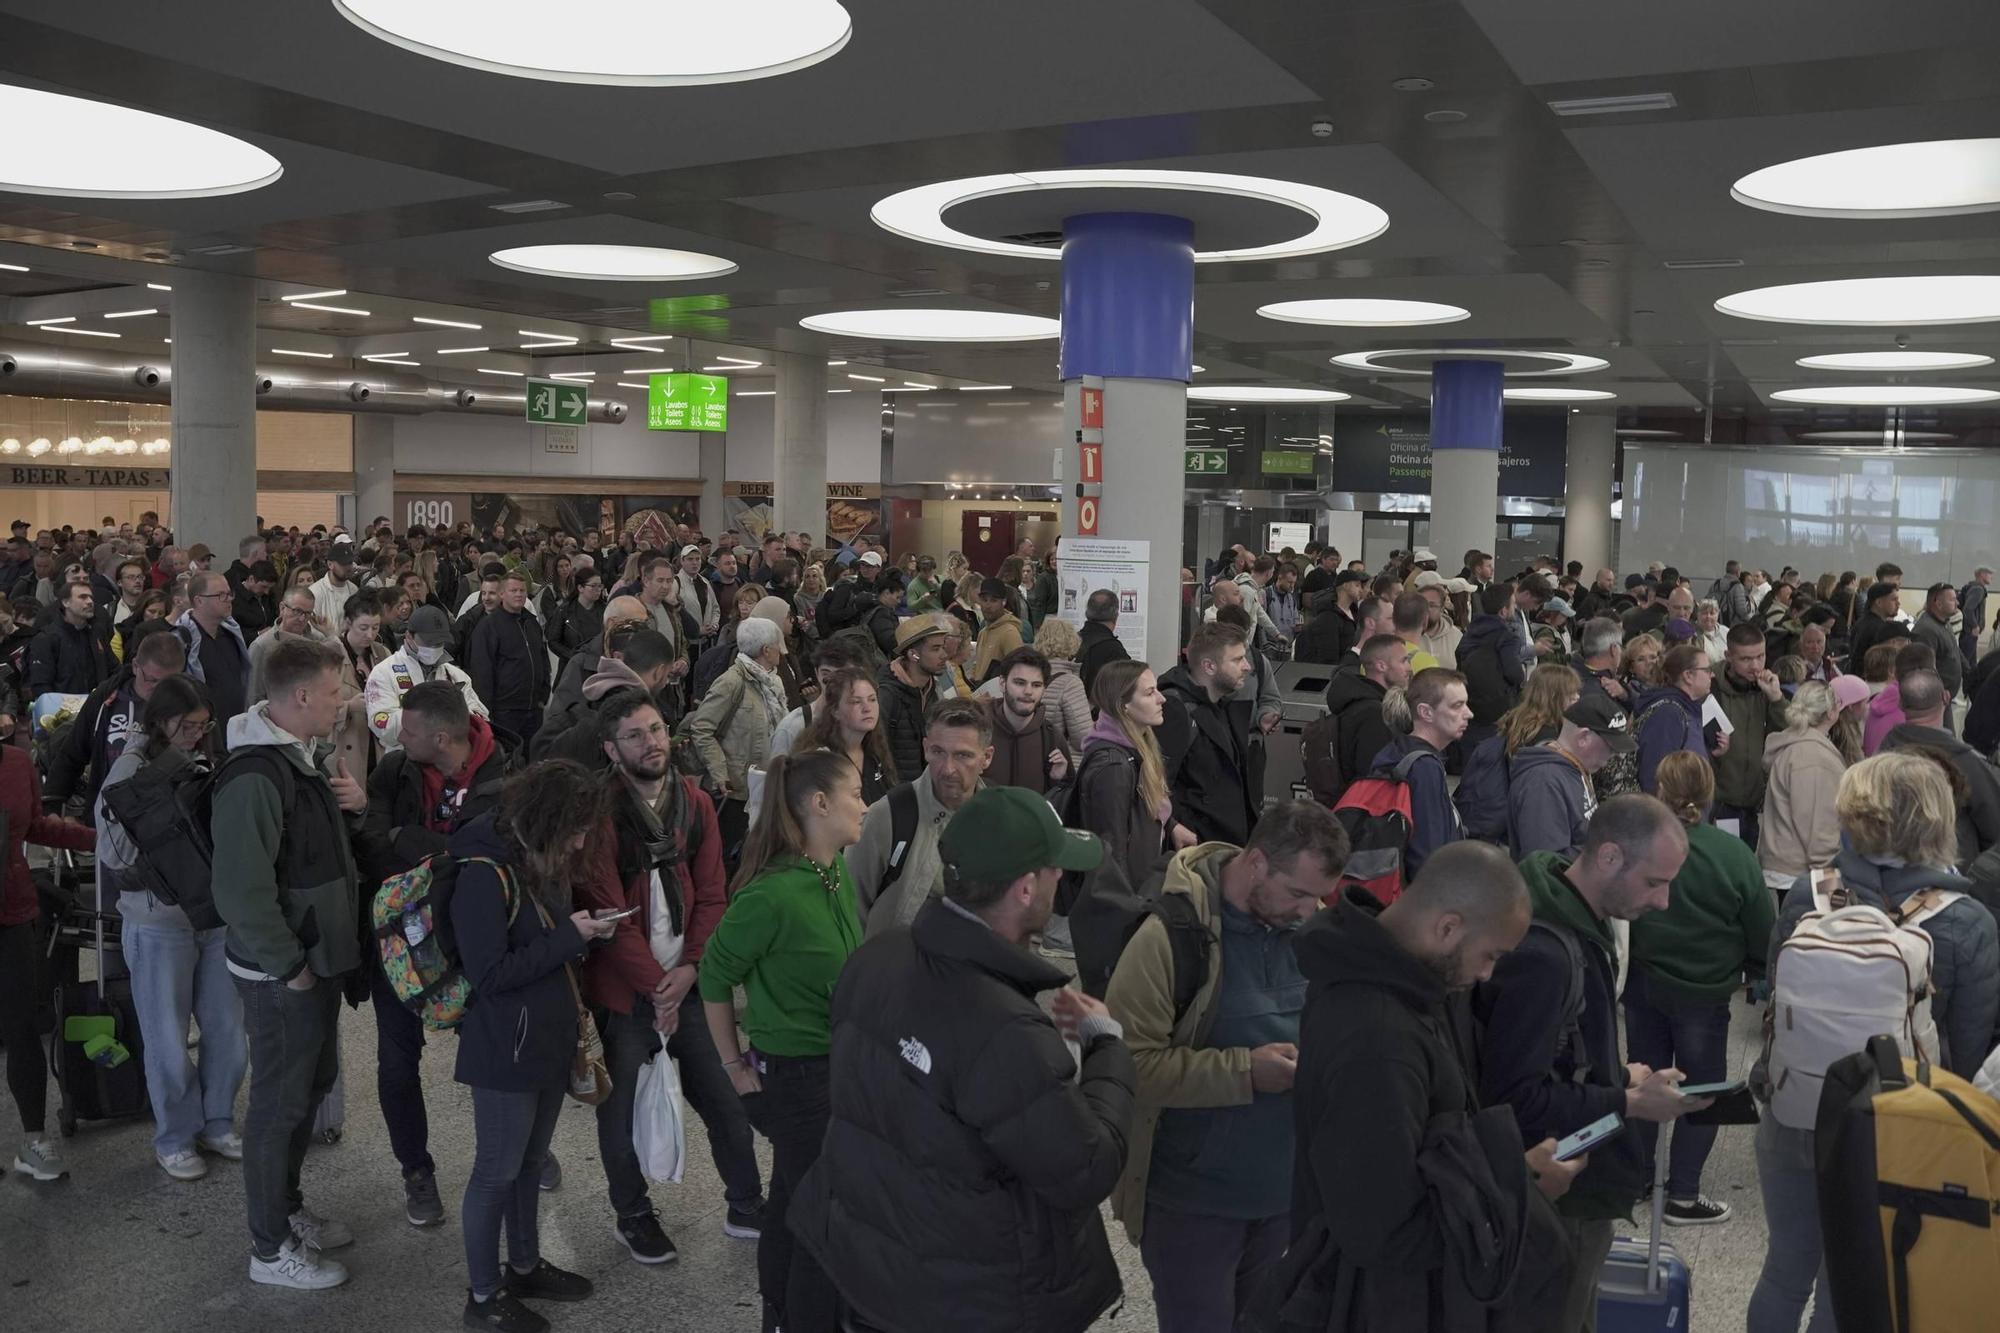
[1103,842,1253,1243]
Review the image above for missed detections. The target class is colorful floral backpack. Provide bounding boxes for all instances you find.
[373,855,515,1030]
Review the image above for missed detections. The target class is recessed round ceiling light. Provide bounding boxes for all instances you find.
[1187,386,1350,403]
[333,0,851,85]
[1770,385,2000,406]
[798,309,1060,342]
[1715,275,2000,326]
[1502,387,1617,401]
[489,244,737,281]
[1796,350,1995,372]
[0,85,282,199]
[871,170,1388,264]
[1258,298,1469,328]
[1329,348,1609,377]
[1732,139,2000,219]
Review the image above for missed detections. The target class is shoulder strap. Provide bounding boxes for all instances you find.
[1896,887,1968,930]
[1389,748,1431,783]
[1524,917,1589,1076]
[880,783,922,889]
[1157,891,1214,1031]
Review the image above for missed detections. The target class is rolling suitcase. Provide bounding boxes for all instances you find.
[1597,1121,1693,1330]
[47,867,149,1135]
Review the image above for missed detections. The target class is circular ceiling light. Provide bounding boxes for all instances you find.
[1715,275,2000,326]
[1258,298,1469,327]
[1187,386,1350,403]
[798,309,1059,342]
[333,0,851,85]
[1770,385,2000,406]
[0,85,282,199]
[1732,139,2000,219]
[1795,349,1994,372]
[1502,387,1617,401]
[871,170,1388,264]
[489,244,737,281]
[1329,347,1609,377]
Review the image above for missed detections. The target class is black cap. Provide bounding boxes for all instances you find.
[1866,580,1900,607]
[1624,573,1648,590]
[1566,693,1637,753]
[1334,570,1368,587]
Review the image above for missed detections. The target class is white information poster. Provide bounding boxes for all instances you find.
[1057,536,1151,661]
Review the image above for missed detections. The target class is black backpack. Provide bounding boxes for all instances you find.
[1046,745,1132,915]
[876,782,922,894]
[1301,711,1344,806]
[1070,856,1212,1024]
[99,747,297,932]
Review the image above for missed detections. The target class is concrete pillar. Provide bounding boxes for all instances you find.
[1428,359,1503,575]
[353,415,395,532]
[1563,412,1616,575]
[773,350,828,548]
[698,429,726,539]
[168,271,257,550]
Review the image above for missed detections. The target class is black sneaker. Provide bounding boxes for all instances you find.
[538,1154,562,1192]
[724,1199,766,1240]
[504,1259,594,1303]
[405,1168,446,1228]
[1663,1195,1732,1226]
[463,1290,550,1333]
[614,1210,678,1264]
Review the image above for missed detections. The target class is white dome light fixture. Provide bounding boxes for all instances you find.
[1258,298,1470,327]
[1716,275,2000,326]
[1187,386,1351,404]
[1329,348,1609,377]
[0,84,282,199]
[798,309,1060,342]
[1503,387,1617,401]
[1770,385,2000,406]
[489,244,738,282]
[332,0,852,86]
[1795,350,1994,372]
[1732,139,2000,219]
[871,170,1388,264]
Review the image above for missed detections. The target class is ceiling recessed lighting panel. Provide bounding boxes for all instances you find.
[1330,348,1609,377]
[1770,385,2000,406]
[800,309,1060,342]
[0,84,282,199]
[1716,276,2000,326]
[871,169,1388,264]
[1796,350,1995,372]
[1258,298,1470,328]
[489,243,738,282]
[1733,139,2000,219]
[1503,387,1617,401]
[333,0,852,86]
[413,315,481,330]
[1188,386,1350,403]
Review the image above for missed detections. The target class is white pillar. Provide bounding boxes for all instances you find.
[1096,377,1186,670]
[773,351,828,547]
[1564,413,1616,575]
[168,271,257,550]
[698,429,726,538]
[353,415,395,531]
[1428,449,1500,576]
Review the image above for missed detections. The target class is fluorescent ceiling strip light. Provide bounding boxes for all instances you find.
[289,301,372,316]
[701,364,747,371]
[626,366,675,374]
[736,389,775,396]
[26,317,74,326]
[958,384,1013,390]
[827,388,851,393]
[616,381,648,389]
[548,372,595,380]
[362,353,416,362]
[521,339,576,349]
[272,347,334,358]
[610,340,670,352]
[710,355,761,367]
[517,329,575,342]
[478,367,524,377]
[54,327,119,337]
[282,289,346,302]
[101,308,156,319]
[826,359,847,366]
[145,282,171,290]
[413,315,481,329]
[847,373,885,382]
[437,346,489,354]
[0,262,28,272]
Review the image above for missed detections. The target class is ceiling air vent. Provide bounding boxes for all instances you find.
[998,230,1064,248]
[488,199,571,215]
[887,288,949,298]
[189,243,254,256]
[1547,92,1677,117]
[1662,257,1745,270]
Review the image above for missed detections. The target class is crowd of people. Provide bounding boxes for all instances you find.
[2,511,1996,1333]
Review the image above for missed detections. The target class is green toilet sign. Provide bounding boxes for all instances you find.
[647,373,730,432]
[1185,449,1229,475]
[525,379,588,425]
[1260,450,1316,476]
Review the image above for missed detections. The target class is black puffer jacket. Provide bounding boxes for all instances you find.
[1158,663,1256,846]
[1076,620,1130,698]
[789,900,1136,1333]
[465,607,549,716]
[1455,613,1523,727]
[1324,663,1392,791]
[875,661,933,781]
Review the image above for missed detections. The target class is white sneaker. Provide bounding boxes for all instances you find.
[249,1237,349,1290]
[12,1137,68,1181]
[197,1130,244,1160]
[289,1206,354,1251]
[158,1149,209,1181]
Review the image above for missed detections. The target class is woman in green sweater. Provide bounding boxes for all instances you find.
[1625,751,1777,1227]
[700,748,867,1333]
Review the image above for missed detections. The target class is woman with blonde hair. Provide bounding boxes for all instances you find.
[1626,751,1774,1227]
[1750,751,2000,1333]
[1075,660,1199,892]
[1497,662,1582,756]
[1759,676,1870,893]
[1620,631,1664,691]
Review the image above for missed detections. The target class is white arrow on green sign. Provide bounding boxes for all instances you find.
[1185,449,1229,474]
[525,379,588,425]
[647,372,730,432]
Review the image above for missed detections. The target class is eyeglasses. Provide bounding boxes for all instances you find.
[174,718,215,735]
[614,723,670,745]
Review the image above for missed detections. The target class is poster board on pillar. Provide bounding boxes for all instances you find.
[1056,537,1149,661]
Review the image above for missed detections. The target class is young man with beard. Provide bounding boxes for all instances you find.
[1158,622,1257,847]
[983,647,1071,796]
[577,689,765,1268]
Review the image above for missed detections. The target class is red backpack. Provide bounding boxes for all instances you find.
[1330,750,1431,905]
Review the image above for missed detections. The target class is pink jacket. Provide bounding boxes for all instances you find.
[1863,682,1904,757]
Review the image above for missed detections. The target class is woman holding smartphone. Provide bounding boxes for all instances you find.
[451,762,617,1333]
[700,749,868,1333]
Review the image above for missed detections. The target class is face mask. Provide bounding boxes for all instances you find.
[413,644,445,665]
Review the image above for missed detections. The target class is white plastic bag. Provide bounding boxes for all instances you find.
[632,1049,686,1184]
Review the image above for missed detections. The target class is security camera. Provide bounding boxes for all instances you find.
[1895,333,1911,349]
[1310,118,1335,139]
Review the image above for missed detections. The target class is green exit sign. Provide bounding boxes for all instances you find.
[1185,449,1229,475]
[648,373,729,432]
[1261,450,1316,476]
[525,379,587,425]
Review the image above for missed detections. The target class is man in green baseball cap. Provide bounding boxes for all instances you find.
[939,785,1104,920]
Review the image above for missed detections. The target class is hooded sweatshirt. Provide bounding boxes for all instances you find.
[1506,745,1593,861]
[1455,613,1524,724]
[986,700,1056,794]
[1759,727,1847,882]
[530,653,647,765]
[1864,680,1906,757]
[1324,664,1393,792]
[1631,683,1707,793]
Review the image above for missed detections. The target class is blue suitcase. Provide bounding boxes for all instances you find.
[1597,1121,1693,1330]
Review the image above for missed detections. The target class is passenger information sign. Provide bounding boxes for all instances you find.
[525,379,587,425]
[648,373,729,432]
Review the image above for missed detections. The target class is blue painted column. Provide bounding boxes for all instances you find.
[1429,359,1504,581]
[1056,213,1195,669]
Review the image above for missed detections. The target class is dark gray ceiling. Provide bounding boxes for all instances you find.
[2,0,2000,438]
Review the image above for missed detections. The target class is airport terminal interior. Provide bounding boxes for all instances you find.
[5,2,2000,1331]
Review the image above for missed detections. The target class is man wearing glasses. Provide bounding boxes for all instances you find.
[175,571,253,728]
[248,587,327,706]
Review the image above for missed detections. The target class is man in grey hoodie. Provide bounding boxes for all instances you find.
[211,637,367,1293]
[1508,695,1630,860]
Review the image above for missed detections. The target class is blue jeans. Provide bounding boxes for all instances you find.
[1139,1201,1287,1333]
[123,923,246,1158]
[463,1084,564,1299]
[1748,1118,1836,1333]
[1620,968,1730,1199]
[236,975,342,1259]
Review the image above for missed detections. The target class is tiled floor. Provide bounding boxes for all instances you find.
[0,982,1776,1333]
